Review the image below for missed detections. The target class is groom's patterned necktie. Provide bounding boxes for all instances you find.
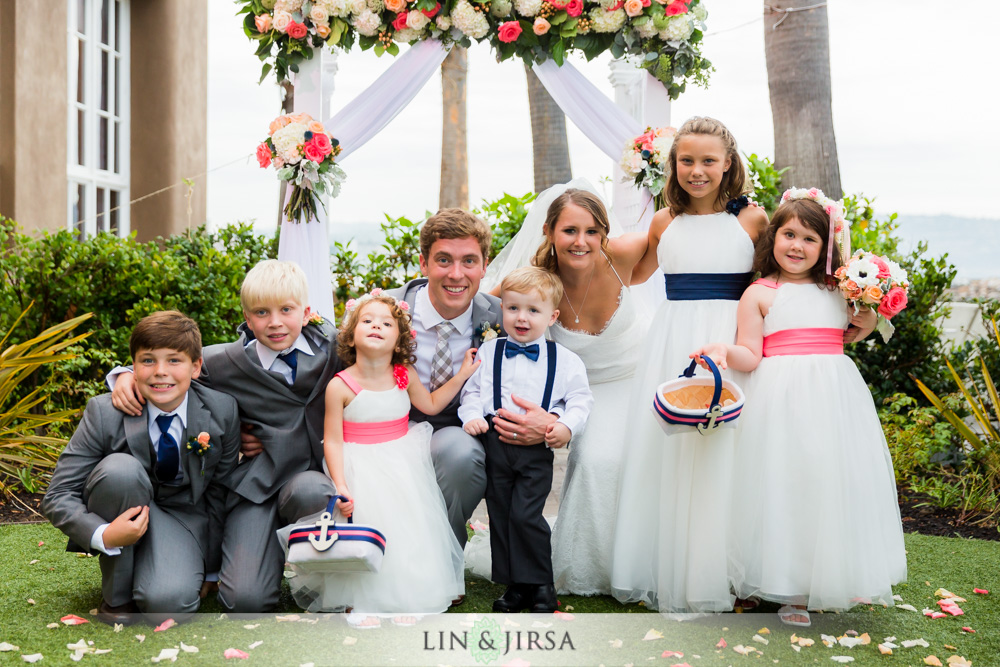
[429,321,458,391]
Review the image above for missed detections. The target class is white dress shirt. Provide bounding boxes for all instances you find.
[412,286,474,388]
[458,335,593,439]
[91,396,189,555]
[245,334,316,384]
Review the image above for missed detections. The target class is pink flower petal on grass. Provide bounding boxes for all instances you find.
[224,648,250,659]
[716,638,727,648]
[973,588,989,595]
[661,650,683,658]
[153,618,176,632]
[60,615,89,626]
[962,627,976,633]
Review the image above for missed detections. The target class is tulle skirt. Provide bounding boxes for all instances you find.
[288,422,465,614]
[728,354,906,610]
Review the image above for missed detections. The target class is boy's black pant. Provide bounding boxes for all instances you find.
[482,426,554,586]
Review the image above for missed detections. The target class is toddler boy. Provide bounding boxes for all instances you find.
[43,311,240,625]
[459,267,593,613]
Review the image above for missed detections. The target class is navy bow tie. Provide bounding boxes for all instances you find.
[504,342,540,361]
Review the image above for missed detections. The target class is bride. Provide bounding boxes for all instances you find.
[479,179,651,596]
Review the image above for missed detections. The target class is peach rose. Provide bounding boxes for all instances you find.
[863,284,883,305]
[273,10,293,32]
[287,20,308,39]
[269,115,292,135]
[833,266,847,281]
[385,0,407,13]
[498,20,522,43]
[316,23,331,38]
[308,121,326,134]
[197,432,211,445]
[878,287,908,319]
[254,13,273,33]
[290,112,311,124]
[533,17,550,34]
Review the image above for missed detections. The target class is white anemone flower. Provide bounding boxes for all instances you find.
[845,255,881,289]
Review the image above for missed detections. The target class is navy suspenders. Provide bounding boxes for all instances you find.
[492,337,557,414]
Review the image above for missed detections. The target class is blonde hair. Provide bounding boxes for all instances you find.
[532,188,614,274]
[665,116,749,216]
[501,266,564,310]
[336,295,416,367]
[420,209,492,262]
[240,260,309,313]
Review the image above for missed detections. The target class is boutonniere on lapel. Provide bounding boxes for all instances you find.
[308,312,325,327]
[186,432,213,475]
[475,321,501,343]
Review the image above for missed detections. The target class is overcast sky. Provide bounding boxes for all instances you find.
[206,1,1000,234]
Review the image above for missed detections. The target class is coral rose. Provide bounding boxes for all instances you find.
[665,0,686,15]
[422,1,441,17]
[303,139,324,162]
[197,432,211,445]
[608,0,624,8]
[385,0,407,12]
[871,255,891,279]
[316,23,331,38]
[550,0,567,7]
[287,20,308,39]
[256,142,273,168]
[255,13,273,33]
[623,1,643,18]
[533,16,550,34]
[312,132,334,155]
[392,12,409,30]
[565,0,583,16]
[878,287,908,319]
[273,11,293,32]
[863,284,883,305]
[498,20,522,42]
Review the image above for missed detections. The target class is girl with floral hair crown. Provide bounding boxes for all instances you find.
[286,289,480,627]
[611,116,769,613]
[691,190,906,626]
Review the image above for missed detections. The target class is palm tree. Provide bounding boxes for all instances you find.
[764,1,841,198]
[440,46,470,209]
[525,64,572,192]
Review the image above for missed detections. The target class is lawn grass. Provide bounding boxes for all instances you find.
[1,523,998,665]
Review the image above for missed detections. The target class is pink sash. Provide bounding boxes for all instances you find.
[762,328,844,357]
[336,371,410,444]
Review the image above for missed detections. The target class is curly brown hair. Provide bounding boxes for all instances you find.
[665,116,749,216]
[336,295,417,367]
[753,198,842,288]
[532,188,615,274]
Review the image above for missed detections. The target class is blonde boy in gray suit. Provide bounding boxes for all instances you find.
[43,312,240,625]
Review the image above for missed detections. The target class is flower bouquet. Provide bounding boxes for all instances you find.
[620,126,676,211]
[834,250,910,342]
[257,113,346,224]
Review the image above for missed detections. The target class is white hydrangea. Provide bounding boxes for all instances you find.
[274,0,303,12]
[845,255,882,289]
[590,7,626,33]
[597,0,619,9]
[659,15,693,41]
[620,150,647,178]
[394,27,420,41]
[692,3,707,21]
[634,19,657,38]
[323,0,351,18]
[366,0,385,13]
[353,9,382,35]
[514,0,543,18]
[435,14,451,30]
[651,135,673,158]
[490,0,512,16]
[272,122,308,164]
[346,0,366,14]
[452,0,490,38]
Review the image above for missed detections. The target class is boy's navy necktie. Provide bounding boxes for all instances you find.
[281,349,298,383]
[504,342,540,361]
[154,414,179,483]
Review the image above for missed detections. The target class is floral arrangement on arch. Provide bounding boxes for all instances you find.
[238,0,711,98]
[257,112,346,224]
[620,125,676,210]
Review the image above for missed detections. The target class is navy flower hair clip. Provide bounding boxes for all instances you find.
[725,195,751,216]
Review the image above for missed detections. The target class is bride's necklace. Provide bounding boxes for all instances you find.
[563,265,596,324]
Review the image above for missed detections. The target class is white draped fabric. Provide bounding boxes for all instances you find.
[278,40,451,322]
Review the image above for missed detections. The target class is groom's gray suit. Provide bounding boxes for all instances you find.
[42,384,240,620]
[198,318,342,612]
[390,278,503,547]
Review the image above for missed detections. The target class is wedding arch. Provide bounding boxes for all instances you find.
[239,0,711,319]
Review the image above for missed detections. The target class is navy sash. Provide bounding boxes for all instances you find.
[664,272,753,301]
[492,337,557,413]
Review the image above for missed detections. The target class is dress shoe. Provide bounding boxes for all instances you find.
[449,595,466,608]
[492,585,532,613]
[531,583,558,613]
[96,599,140,626]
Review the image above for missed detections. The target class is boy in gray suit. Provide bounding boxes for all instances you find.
[43,311,240,625]
[109,261,340,612]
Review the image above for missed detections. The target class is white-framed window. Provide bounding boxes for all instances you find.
[67,0,130,239]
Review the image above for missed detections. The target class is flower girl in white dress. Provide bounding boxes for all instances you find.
[287,291,478,627]
[693,192,906,626]
[610,117,769,612]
